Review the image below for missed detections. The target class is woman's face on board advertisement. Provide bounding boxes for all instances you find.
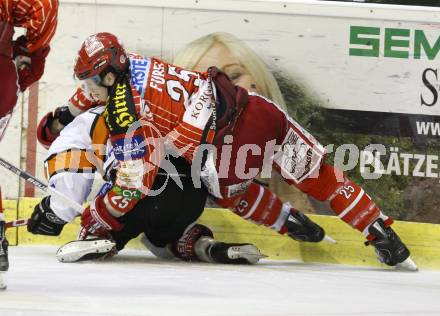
[193,43,259,93]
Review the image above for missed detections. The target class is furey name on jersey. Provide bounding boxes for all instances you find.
[129,54,165,95]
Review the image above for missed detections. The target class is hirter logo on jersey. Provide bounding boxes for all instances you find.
[105,82,138,134]
[84,35,104,57]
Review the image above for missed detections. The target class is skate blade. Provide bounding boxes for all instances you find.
[396,257,418,272]
[0,272,6,290]
[228,245,266,264]
[56,239,116,263]
[240,252,268,260]
[323,235,337,244]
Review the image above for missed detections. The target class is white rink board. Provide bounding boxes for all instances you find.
[0,246,440,316]
[51,0,440,116]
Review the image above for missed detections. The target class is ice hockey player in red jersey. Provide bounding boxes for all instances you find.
[0,0,57,283]
[29,105,264,264]
[0,0,58,139]
[38,32,416,270]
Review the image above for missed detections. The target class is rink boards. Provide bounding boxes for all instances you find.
[3,197,440,270]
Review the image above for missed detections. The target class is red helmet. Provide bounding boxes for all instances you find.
[74,32,128,80]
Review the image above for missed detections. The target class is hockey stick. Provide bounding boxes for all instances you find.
[0,157,84,213]
[5,219,28,229]
[0,113,12,143]
[1,186,29,229]
[0,158,83,290]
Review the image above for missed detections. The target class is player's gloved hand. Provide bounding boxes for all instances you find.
[13,36,50,92]
[79,194,124,240]
[37,106,75,149]
[27,197,67,236]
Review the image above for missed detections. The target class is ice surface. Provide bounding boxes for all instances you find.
[1,246,440,316]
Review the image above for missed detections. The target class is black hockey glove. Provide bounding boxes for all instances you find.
[27,197,67,236]
[53,106,75,126]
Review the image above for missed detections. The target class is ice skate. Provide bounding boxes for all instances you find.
[0,236,8,272]
[0,236,8,289]
[285,209,334,243]
[0,221,8,290]
[0,220,8,269]
[366,218,417,271]
[0,271,6,290]
[195,237,266,264]
[56,238,117,263]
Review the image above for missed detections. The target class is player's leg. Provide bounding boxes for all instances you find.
[58,156,263,264]
[291,162,410,267]
[0,187,9,289]
[0,22,19,142]
[215,181,325,243]
[218,92,412,267]
[0,56,18,119]
[263,95,413,267]
[56,158,196,262]
[56,157,194,262]
[0,220,7,272]
[163,222,264,264]
[214,94,326,243]
[85,156,201,254]
[136,156,208,248]
[135,156,264,264]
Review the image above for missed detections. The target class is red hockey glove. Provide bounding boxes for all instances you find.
[37,111,59,149]
[16,43,50,92]
[37,107,75,149]
[79,195,124,240]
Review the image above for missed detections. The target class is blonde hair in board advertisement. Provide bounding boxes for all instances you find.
[173,32,287,111]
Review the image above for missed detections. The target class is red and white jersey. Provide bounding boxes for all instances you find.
[0,0,58,52]
[69,54,215,161]
[63,54,216,216]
